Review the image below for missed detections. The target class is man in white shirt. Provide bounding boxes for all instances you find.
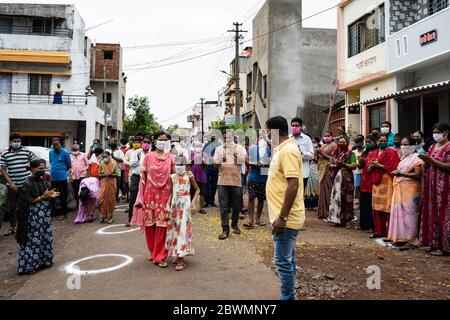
[124,135,151,226]
[290,117,315,190]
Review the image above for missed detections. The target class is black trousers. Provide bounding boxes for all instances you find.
[360,192,374,230]
[128,174,140,222]
[205,167,219,206]
[218,186,242,232]
[52,180,69,216]
[7,187,21,229]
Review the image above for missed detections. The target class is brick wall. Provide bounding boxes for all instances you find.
[91,43,121,80]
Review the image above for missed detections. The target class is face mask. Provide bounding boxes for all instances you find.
[35,170,46,178]
[338,144,348,151]
[73,151,79,156]
[133,143,142,150]
[433,133,446,143]
[109,144,117,150]
[379,142,388,149]
[323,137,333,144]
[413,137,423,145]
[313,143,319,149]
[103,158,110,164]
[142,143,151,152]
[11,142,21,149]
[381,127,390,134]
[156,141,168,151]
[93,144,98,150]
[401,146,416,157]
[291,127,302,136]
[175,165,186,175]
[394,141,401,148]
[365,143,376,151]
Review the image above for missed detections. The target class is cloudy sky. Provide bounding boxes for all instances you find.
[5,0,338,127]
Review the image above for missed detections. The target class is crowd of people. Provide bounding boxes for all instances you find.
[0,117,448,300]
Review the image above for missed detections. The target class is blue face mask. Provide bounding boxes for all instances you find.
[11,142,21,149]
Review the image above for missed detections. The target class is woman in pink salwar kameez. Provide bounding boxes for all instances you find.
[131,131,174,268]
[388,137,423,247]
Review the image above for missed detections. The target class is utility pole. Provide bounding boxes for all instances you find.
[228,22,247,125]
[103,66,108,147]
[200,98,205,142]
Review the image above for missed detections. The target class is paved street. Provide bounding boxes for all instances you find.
[0,203,279,300]
[2,201,449,300]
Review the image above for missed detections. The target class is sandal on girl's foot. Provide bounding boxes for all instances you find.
[429,250,445,257]
[158,261,168,268]
[243,223,255,230]
[256,221,267,227]
[148,256,153,262]
[175,261,186,272]
[107,219,114,224]
[3,229,15,237]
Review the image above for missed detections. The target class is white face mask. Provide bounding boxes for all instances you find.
[401,146,416,157]
[433,133,446,143]
[156,141,168,151]
[175,165,186,175]
[72,151,79,156]
[381,127,390,134]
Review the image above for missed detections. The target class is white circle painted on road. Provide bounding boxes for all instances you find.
[64,254,133,276]
[96,224,140,235]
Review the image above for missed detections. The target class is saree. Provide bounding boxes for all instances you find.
[370,148,400,213]
[420,143,450,253]
[98,160,118,220]
[318,142,337,183]
[317,142,337,218]
[328,150,356,226]
[388,153,423,244]
[15,176,53,274]
[305,161,319,209]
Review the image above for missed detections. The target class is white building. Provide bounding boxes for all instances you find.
[187,100,224,137]
[0,3,106,150]
[338,0,449,137]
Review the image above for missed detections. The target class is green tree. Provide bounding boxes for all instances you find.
[123,96,161,137]
[166,124,180,134]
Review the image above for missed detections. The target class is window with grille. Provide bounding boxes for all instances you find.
[429,0,449,15]
[103,92,112,103]
[29,74,51,95]
[32,18,53,35]
[0,17,12,33]
[348,4,385,58]
[369,103,387,131]
[104,51,114,60]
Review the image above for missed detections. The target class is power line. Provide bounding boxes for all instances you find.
[123,3,340,72]
[122,36,227,50]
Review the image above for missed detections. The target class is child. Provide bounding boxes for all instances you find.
[74,177,100,224]
[166,155,200,271]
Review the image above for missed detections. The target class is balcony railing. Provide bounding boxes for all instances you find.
[8,93,92,106]
[0,25,73,38]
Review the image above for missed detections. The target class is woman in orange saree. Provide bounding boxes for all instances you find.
[132,131,174,268]
[98,151,118,224]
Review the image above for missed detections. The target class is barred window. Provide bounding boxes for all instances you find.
[348,4,385,58]
[429,0,449,15]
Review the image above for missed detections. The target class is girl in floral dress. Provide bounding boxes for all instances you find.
[166,156,200,271]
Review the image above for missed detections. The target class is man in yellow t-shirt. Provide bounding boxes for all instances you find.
[266,116,305,301]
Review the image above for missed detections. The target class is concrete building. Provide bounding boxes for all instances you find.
[0,3,105,149]
[338,0,449,137]
[248,0,339,136]
[187,100,223,138]
[90,43,127,139]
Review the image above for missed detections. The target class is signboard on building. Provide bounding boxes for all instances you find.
[225,115,236,126]
[420,30,437,46]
